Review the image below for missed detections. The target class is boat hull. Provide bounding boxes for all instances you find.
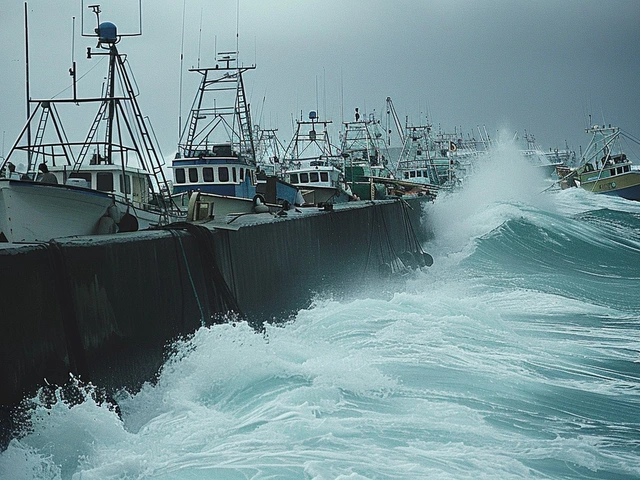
[578,171,640,201]
[0,179,115,243]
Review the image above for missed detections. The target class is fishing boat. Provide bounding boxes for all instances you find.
[394,123,447,189]
[385,97,459,192]
[0,8,182,243]
[283,111,353,206]
[254,126,285,177]
[171,52,300,212]
[560,124,640,200]
[0,178,119,243]
[518,131,566,177]
[339,109,394,200]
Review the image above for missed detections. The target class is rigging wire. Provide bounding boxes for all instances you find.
[51,55,107,99]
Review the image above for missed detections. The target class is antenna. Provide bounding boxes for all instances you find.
[70,16,78,101]
[323,67,326,126]
[178,0,186,141]
[197,8,203,68]
[24,2,31,166]
[235,0,240,59]
[81,1,142,38]
[315,75,319,117]
[340,68,344,125]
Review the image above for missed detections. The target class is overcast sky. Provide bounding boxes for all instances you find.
[1,0,639,161]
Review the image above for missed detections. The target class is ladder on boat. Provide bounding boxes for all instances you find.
[236,71,255,162]
[30,102,51,167]
[75,100,108,170]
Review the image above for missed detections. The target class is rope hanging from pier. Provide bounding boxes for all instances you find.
[159,223,243,321]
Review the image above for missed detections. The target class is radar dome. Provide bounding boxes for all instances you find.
[96,22,117,43]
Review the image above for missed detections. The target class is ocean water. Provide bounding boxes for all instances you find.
[2,150,640,479]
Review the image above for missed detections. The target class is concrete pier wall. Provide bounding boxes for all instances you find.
[0,197,431,445]
[214,198,430,320]
[0,233,211,408]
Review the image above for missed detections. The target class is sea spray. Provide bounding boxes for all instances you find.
[2,162,640,478]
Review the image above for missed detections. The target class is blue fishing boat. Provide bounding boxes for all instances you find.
[171,53,300,209]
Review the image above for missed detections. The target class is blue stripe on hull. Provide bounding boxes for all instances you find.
[599,184,640,201]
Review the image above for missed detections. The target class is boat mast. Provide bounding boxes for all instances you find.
[105,44,117,165]
[69,16,78,101]
[24,2,32,170]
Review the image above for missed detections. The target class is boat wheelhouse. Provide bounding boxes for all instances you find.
[172,146,257,198]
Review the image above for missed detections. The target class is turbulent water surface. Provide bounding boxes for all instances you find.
[2,151,639,479]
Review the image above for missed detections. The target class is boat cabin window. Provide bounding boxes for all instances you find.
[320,172,329,182]
[189,168,198,183]
[290,173,299,184]
[203,167,214,182]
[119,174,131,194]
[310,172,319,183]
[410,171,416,178]
[417,171,422,177]
[232,167,237,183]
[403,172,409,179]
[175,168,186,184]
[240,168,244,181]
[624,165,630,173]
[423,170,429,177]
[617,167,623,175]
[97,172,114,192]
[219,167,229,182]
[300,172,309,183]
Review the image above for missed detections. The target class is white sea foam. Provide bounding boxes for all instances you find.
[2,163,640,479]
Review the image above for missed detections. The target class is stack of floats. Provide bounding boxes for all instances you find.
[0,196,432,446]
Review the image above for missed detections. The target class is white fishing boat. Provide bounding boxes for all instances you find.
[1,7,183,243]
[386,97,458,192]
[394,123,445,188]
[283,111,353,206]
[0,178,118,243]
